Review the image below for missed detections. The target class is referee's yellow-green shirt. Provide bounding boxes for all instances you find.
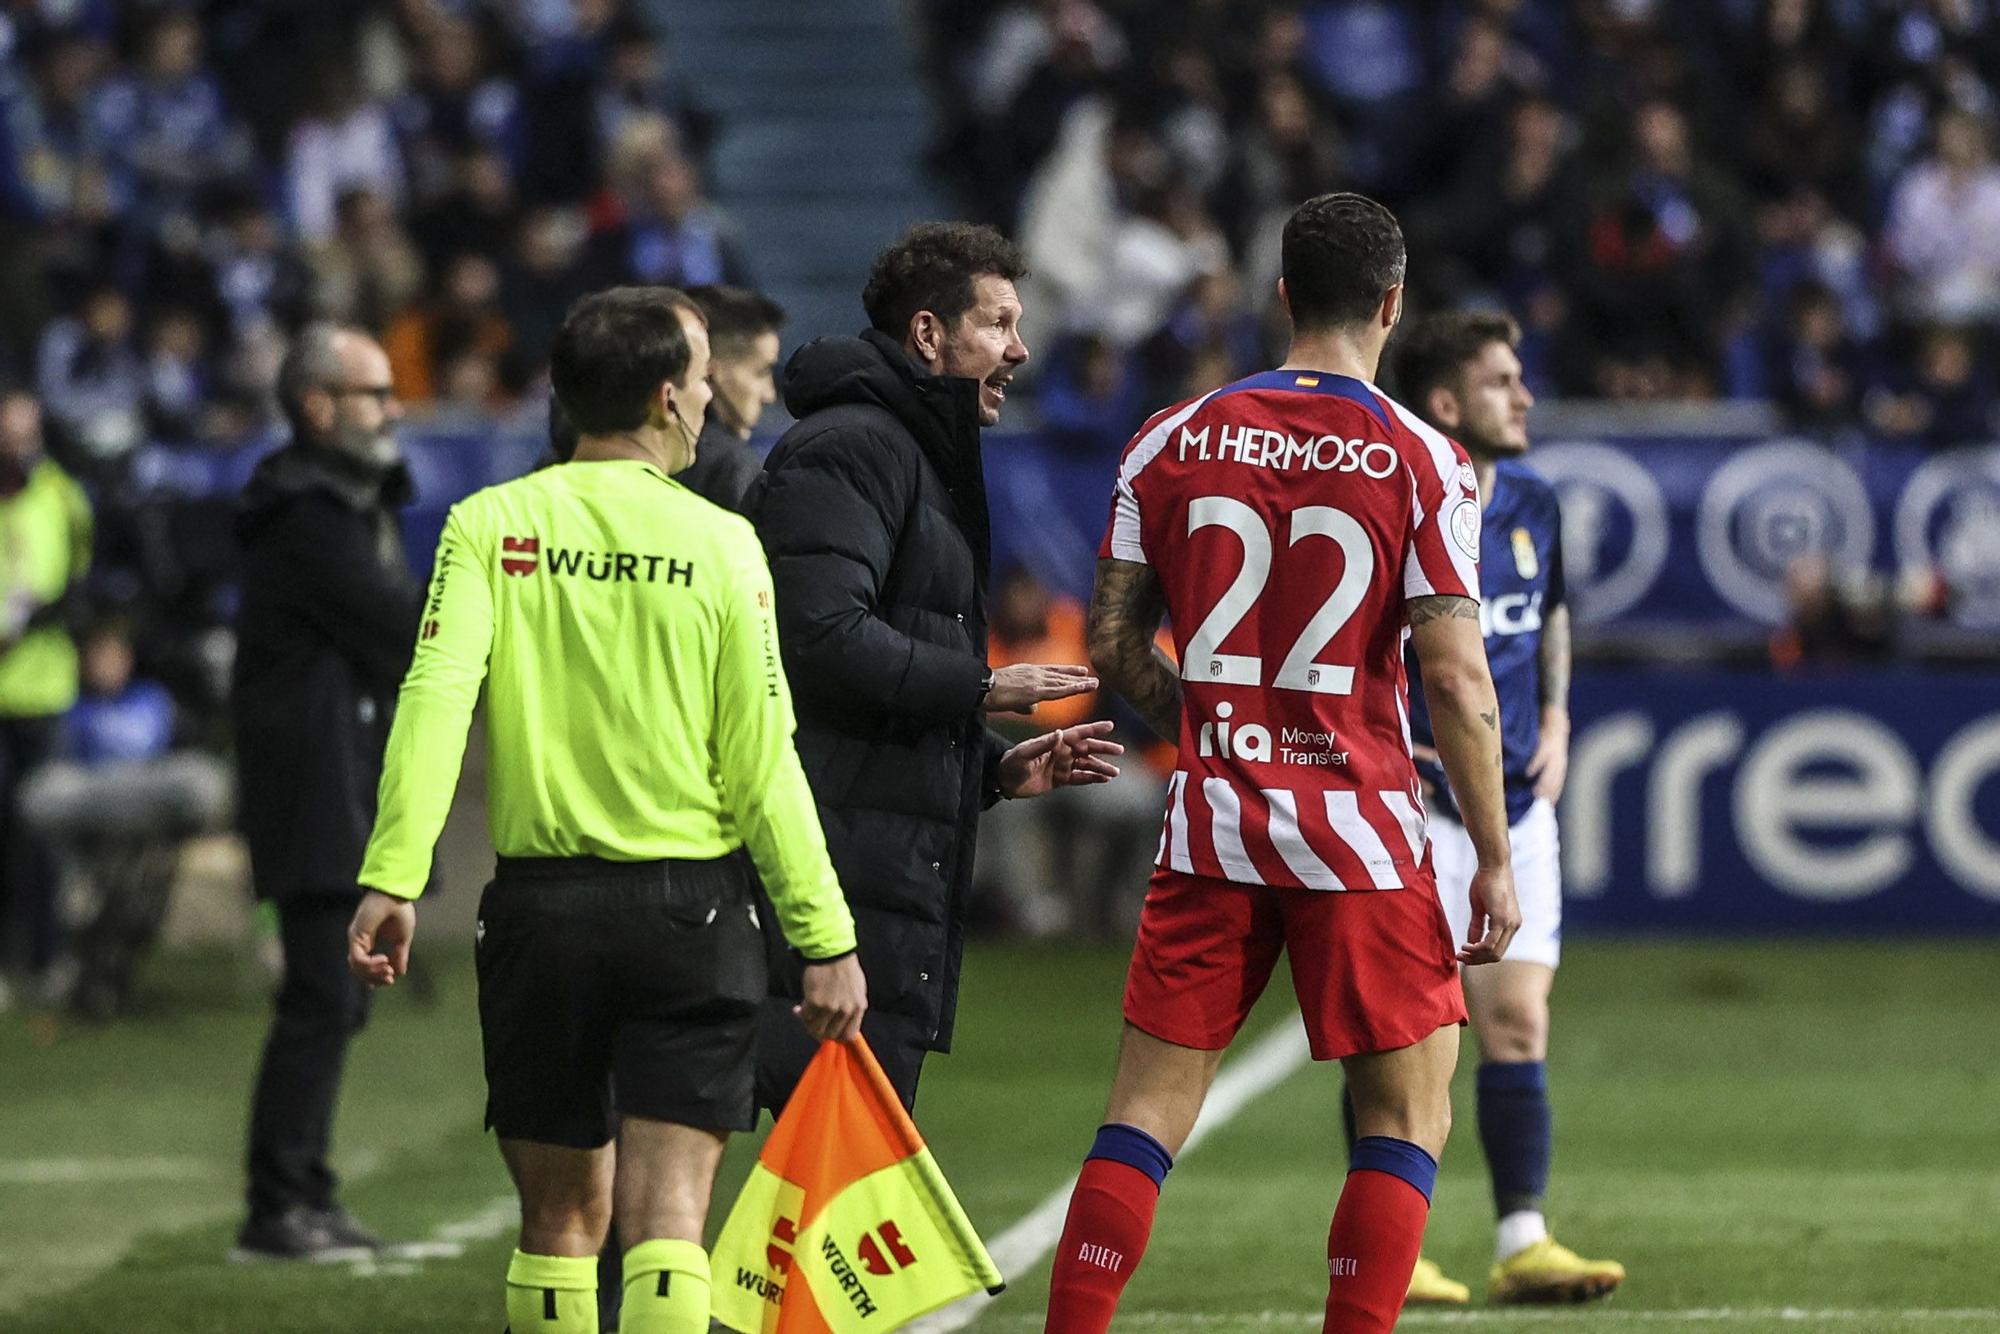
[358,458,856,962]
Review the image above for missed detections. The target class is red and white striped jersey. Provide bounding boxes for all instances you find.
[1099,369,1481,891]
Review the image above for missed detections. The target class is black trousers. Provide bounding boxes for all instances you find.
[754,998,932,1115]
[245,891,372,1219]
[0,714,62,971]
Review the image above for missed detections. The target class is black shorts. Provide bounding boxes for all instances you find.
[475,852,766,1148]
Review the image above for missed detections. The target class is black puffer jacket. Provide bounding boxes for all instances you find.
[232,444,424,900]
[749,330,1009,1052]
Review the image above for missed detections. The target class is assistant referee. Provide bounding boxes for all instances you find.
[345,286,866,1334]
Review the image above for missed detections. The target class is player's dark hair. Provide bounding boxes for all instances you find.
[687,284,787,361]
[1391,311,1522,422]
[862,222,1027,339]
[1280,193,1407,333]
[550,286,706,435]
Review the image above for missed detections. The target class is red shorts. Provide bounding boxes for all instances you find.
[1122,869,1466,1062]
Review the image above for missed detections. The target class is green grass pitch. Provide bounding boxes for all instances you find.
[2,937,1997,1332]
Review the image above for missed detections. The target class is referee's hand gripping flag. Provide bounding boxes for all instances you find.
[711,1037,1004,1332]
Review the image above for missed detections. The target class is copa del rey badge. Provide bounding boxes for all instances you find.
[1450,500,1482,560]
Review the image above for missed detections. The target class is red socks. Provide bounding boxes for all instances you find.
[1322,1167,1433,1333]
[1044,1158,1161,1334]
[1044,1127,1431,1334]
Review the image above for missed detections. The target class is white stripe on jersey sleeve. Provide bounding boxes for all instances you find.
[1107,391,1220,564]
[1381,790,1429,863]
[1203,778,1265,884]
[1163,771,1194,873]
[1323,791,1403,889]
[1263,789,1343,890]
[1375,385,1481,599]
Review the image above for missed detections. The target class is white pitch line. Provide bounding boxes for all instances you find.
[967,1311,2000,1328]
[343,1194,517,1278]
[0,1156,209,1184]
[909,1018,1314,1333]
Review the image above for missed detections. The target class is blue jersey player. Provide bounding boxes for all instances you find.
[1387,313,1625,1306]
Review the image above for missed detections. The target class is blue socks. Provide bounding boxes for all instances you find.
[1349,1135,1439,1202]
[1086,1122,1174,1189]
[1477,1060,1552,1217]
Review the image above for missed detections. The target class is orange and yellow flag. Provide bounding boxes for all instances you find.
[711,1038,1004,1332]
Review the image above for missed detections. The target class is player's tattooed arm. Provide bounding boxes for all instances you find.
[1539,602,1572,711]
[1407,594,1480,626]
[1088,558,1182,740]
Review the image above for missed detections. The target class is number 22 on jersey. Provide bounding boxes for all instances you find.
[1181,495,1375,696]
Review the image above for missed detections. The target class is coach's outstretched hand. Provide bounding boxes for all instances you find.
[984,663,1097,714]
[999,720,1124,799]
[1460,865,1521,966]
[797,952,868,1042]
[348,889,417,987]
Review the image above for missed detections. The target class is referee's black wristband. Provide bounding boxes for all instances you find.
[801,947,857,965]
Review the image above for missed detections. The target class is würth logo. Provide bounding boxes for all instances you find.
[501,536,539,576]
[857,1219,917,1276]
[420,620,440,641]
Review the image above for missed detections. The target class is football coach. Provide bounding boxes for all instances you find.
[345,286,866,1334]
[749,222,1123,1113]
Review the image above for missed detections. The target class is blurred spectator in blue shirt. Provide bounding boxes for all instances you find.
[1884,108,2000,326]
[1864,323,1999,450]
[286,69,407,244]
[3,28,114,224]
[19,615,232,1019]
[1766,280,1870,436]
[91,10,250,222]
[583,122,747,289]
[37,282,145,465]
[392,11,523,206]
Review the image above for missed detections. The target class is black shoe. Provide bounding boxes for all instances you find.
[230,1205,372,1262]
[310,1204,383,1251]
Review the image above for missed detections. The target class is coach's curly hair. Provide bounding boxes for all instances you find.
[863,222,1027,340]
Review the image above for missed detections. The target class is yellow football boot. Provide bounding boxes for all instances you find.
[1488,1236,1626,1304]
[1404,1256,1471,1305]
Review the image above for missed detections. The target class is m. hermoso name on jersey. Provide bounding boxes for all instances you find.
[1176,423,1402,478]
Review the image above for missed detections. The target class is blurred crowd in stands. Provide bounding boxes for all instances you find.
[920,0,2000,453]
[0,0,744,742]
[0,0,732,469]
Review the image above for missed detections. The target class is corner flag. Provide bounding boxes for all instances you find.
[711,1037,1005,1332]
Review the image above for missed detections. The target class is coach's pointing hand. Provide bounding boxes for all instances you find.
[1000,720,1124,799]
[797,952,868,1042]
[983,663,1097,714]
[347,889,416,987]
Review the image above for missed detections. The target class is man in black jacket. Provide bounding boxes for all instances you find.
[677,284,785,512]
[233,324,423,1260]
[751,222,1124,1111]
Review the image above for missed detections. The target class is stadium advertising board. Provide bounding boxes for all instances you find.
[985,433,2000,631]
[1564,670,2000,932]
